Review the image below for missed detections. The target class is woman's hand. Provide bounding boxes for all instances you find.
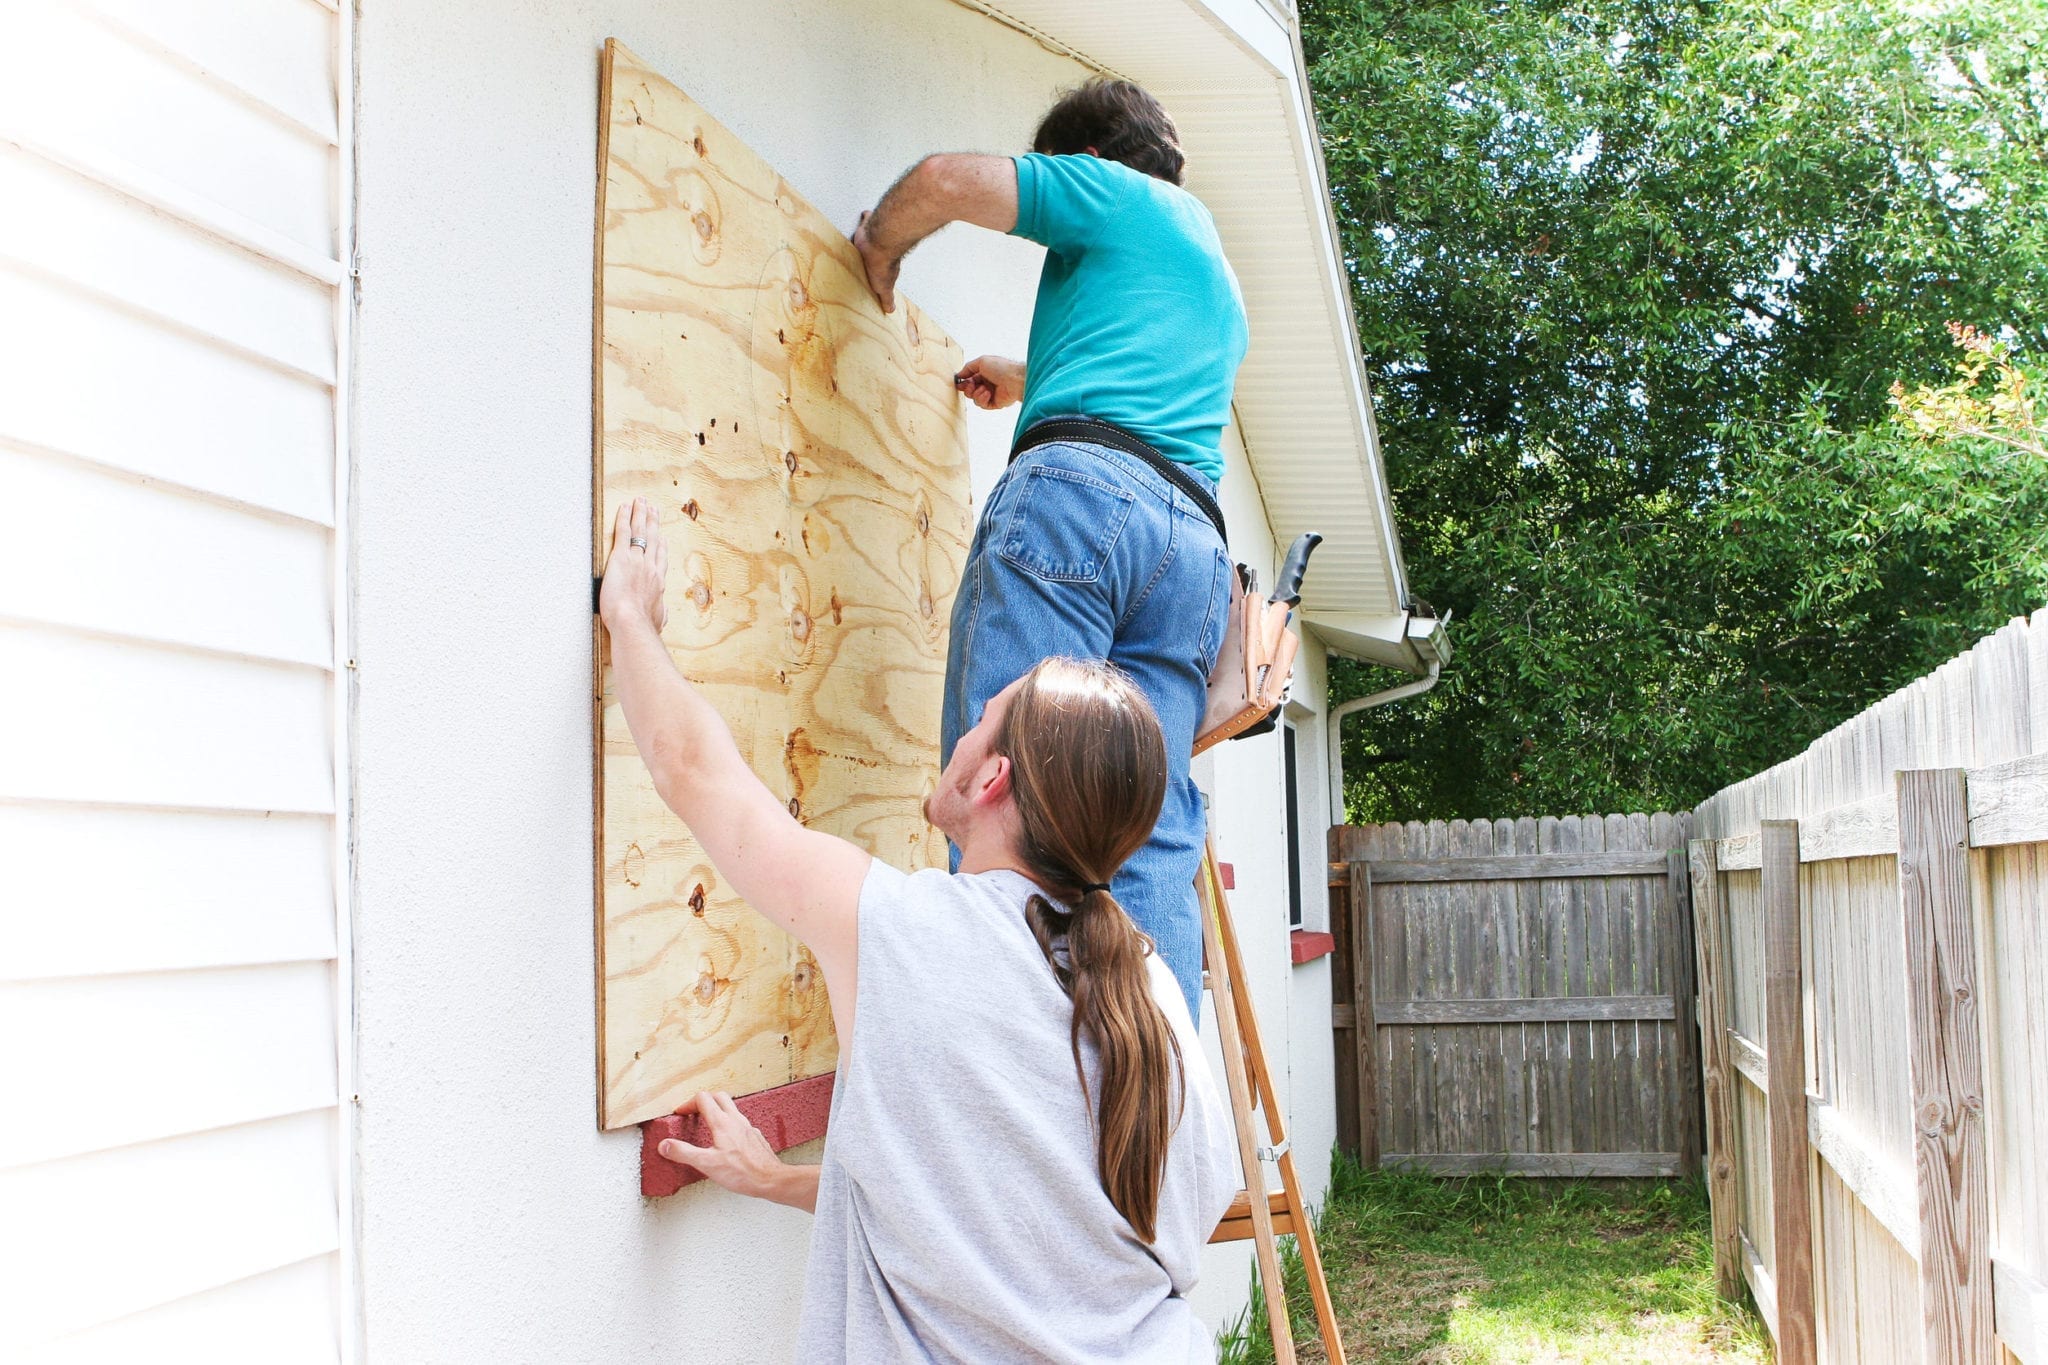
[954,355,1026,410]
[598,497,667,634]
[657,1091,821,1212]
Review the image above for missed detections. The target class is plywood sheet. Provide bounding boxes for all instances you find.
[594,41,969,1129]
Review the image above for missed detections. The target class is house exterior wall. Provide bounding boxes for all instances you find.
[353,0,1340,1358]
[0,1,350,1356]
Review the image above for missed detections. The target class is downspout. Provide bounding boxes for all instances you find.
[1326,658,1440,826]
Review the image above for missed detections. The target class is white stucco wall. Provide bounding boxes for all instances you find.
[351,1,1337,1356]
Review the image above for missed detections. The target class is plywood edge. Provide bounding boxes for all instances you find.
[591,36,621,1129]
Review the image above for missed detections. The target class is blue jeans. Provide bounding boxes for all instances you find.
[942,439,1232,1019]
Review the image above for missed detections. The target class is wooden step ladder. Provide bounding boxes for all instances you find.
[1198,836,1346,1364]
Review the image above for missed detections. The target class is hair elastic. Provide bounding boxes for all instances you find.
[1079,882,1112,895]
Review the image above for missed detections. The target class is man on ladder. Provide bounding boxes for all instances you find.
[848,76,1245,1024]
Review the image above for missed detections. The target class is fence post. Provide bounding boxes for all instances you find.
[1895,769,1995,1364]
[1762,819,1817,1365]
[1349,859,1379,1168]
[1689,837,1740,1301]
[1669,846,1702,1179]
[1327,827,1361,1159]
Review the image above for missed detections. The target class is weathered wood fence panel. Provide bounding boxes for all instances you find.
[1693,606,2048,1365]
[1329,812,1697,1178]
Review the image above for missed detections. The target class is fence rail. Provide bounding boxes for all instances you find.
[1692,607,2048,1365]
[1328,814,1698,1179]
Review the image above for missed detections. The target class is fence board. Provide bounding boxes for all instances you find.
[1328,826,1359,1158]
[1349,858,1377,1166]
[1381,1152,1678,1177]
[1981,841,2048,1353]
[1374,995,1673,1025]
[1692,837,1741,1297]
[1730,1031,1768,1093]
[1995,1258,2048,1363]
[1897,769,1994,1365]
[1363,850,1671,883]
[1764,820,1818,1365]
[1968,751,2048,848]
[1808,1097,1918,1260]
[1800,796,1898,861]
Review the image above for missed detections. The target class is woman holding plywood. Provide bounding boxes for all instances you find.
[600,498,1239,1361]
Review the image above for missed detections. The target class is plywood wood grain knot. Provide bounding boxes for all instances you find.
[593,40,970,1129]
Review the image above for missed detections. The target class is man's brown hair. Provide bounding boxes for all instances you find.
[1032,79,1186,186]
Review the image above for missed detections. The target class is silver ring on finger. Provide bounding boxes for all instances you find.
[629,537,649,551]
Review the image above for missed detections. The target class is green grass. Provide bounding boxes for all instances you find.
[1217,1156,1771,1364]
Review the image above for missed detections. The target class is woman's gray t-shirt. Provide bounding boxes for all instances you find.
[795,862,1240,1363]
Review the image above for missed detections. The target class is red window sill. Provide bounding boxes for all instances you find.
[1290,929,1335,965]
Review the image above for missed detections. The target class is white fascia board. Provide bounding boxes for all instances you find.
[1179,0,1293,75]
[1303,611,1417,671]
[1304,609,1448,673]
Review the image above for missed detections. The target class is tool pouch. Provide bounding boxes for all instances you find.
[1193,564,1301,756]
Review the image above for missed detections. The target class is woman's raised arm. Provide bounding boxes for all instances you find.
[597,498,869,1034]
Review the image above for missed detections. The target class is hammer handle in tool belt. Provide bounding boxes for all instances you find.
[1192,574,1299,756]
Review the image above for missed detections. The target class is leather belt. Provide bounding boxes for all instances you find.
[1009,417,1227,546]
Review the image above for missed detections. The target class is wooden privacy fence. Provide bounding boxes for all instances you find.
[1691,607,2048,1365]
[1328,813,1701,1177]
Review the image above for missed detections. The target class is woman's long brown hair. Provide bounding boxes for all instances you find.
[993,657,1182,1242]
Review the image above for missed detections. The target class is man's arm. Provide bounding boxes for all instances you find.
[852,153,1019,312]
[597,499,870,1026]
[656,1092,821,1213]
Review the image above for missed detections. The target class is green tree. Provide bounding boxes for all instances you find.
[1306,0,2048,821]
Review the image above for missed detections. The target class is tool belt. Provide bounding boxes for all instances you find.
[1006,417,1301,755]
[1192,561,1301,754]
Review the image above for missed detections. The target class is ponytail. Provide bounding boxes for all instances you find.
[1025,886,1184,1243]
[994,658,1180,1243]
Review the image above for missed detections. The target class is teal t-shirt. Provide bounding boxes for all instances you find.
[1009,153,1248,483]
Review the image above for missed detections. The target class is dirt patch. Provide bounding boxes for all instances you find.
[1303,1249,1489,1363]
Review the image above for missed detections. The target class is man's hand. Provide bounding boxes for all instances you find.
[852,211,903,315]
[954,355,1026,410]
[656,1091,821,1212]
[852,155,1019,315]
[598,497,667,634]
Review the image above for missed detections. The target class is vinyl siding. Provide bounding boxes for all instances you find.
[0,0,349,1356]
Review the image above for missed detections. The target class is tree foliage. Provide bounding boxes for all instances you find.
[1305,0,2048,820]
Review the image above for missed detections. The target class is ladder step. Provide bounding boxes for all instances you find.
[1210,1188,1296,1243]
